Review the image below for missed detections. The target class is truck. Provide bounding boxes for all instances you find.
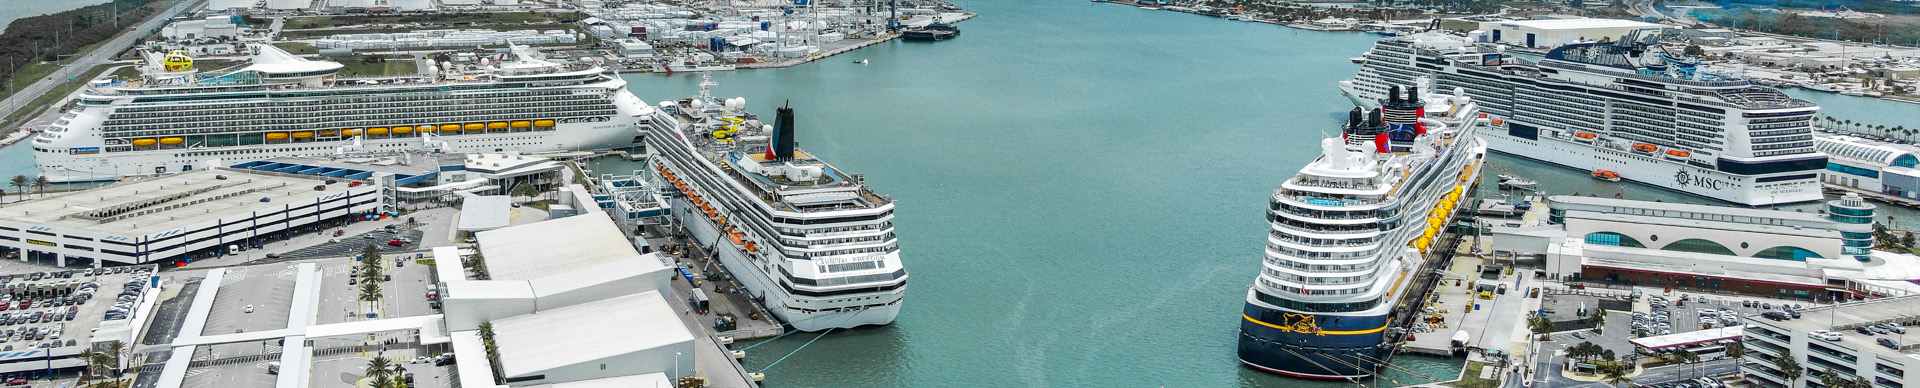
[689,289,710,314]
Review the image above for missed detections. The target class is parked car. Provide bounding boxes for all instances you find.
[1812,330,1843,341]
[1858,326,1875,335]
[1881,338,1901,349]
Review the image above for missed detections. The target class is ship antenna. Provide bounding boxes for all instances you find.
[698,74,716,100]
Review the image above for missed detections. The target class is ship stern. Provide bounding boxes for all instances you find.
[1237,301,1388,379]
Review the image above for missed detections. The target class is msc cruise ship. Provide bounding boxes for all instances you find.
[647,77,904,331]
[1240,80,1486,379]
[32,45,650,182]
[1340,30,1825,206]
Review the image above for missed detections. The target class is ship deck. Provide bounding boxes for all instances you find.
[668,111,889,213]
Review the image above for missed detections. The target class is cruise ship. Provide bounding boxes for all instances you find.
[31,45,650,182]
[647,77,904,331]
[1240,80,1486,379]
[1339,30,1825,206]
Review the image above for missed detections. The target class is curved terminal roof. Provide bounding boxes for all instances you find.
[245,44,345,76]
[1817,136,1919,168]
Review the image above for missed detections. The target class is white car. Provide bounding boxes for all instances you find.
[245,305,254,313]
[1811,330,1842,341]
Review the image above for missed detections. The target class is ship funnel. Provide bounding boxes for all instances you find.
[1388,85,1402,104]
[772,102,797,161]
[1407,85,1420,101]
[1347,108,1363,131]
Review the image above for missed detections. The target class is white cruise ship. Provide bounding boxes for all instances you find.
[1239,80,1487,378]
[32,45,651,182]
[647,77,903,331]
[1340,31,1825,206]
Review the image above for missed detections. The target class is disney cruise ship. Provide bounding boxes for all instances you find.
[32,45,650,182]
[1240,80,1485,379]
[1339,30,1824,206]
[647,77,904,331]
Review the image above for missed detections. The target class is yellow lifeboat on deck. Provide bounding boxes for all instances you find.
[488,122,508,130]
[415,125,434,133]
[131,138,157,146]
[343,129,360,136]
[265,133,290,140]
[464,123,485,131]
[511,120,531,128]
[292,131,313,139]
[367,127,389,135]
[393,126,414,134]
[441,124,462,133]
[1632,143,1657,153]
[159,137,185,145]
[534,119,555,127]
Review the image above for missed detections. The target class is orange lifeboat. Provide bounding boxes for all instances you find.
[464,123,485,131]
[534,119,555,127]
[441,124,462,132]
[392,126,414,134]
[1632,143,1657,153]
[265,132,290,140]
[160,137,185,145]
[488,122,509,130]
[745,242,758,252]
[343,129,361,136]
[291,131,313,139]
[1665,149,1691,158]
[1591,170,1622,182]
[1574,133,1597,139]
[511,120,532,128]
[367,127,389,135]
[1491,119,1504,125]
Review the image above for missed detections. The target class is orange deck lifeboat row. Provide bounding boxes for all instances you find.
[1631,143,1657,153]
[1665,149,1691,158]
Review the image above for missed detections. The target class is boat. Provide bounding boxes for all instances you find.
[1239,78,1488,379]
[1339,30,1825,207]
[1499,176,1538,190]
[854,59,868,64]
[901,23,960,42]
[1800,82,1837,93]
[1592,170,1622,182]
[646,76,905,331]
[32,45,649,182]
[1631,143,1657,153]
[1841,89,1866,97]
[655,55,736,73]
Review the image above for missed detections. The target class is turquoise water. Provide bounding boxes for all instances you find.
[1782,89,1920,130]
[0,1,107,33]
[622,1,1461,386]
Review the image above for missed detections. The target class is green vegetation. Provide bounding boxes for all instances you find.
[286,12,567,30]
[1446,361,1499,388]
[336,55,418,77]
[0,0,168,94]
[1693,8,1920,46]
[272,42,319,55]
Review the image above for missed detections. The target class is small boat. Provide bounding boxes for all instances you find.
[854,59,868,64]
[902,24,960,42]
[1591,170,1621,182]
[1499,177,1538,190]
[1631,143,1657,153]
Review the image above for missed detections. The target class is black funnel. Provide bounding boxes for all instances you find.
[1368,109,1384,128]
[1388,85,1402,104]
[1347,107,1363,131]
[774,105,796,161]
[1407,85,1419,101]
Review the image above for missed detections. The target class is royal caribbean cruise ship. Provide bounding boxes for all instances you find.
[648,77,904,331]
[1240,80,1486,379]
[32,45,650,182]
[1340,30,1825,206]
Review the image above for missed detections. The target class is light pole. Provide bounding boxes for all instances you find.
[674,351,682,380]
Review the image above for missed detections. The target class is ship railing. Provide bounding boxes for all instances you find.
[1287,178,1381,191]
[1271,222,1380,235]
[1277,194,1384,207]
[1541,60,1749,88]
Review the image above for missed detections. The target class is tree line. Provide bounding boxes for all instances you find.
[0,0,165,91]
[1693,8,1920,46]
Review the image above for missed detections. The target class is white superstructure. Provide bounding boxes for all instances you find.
[32,45,651,182]
[1341,31,1826,206]
[647,77,903,331]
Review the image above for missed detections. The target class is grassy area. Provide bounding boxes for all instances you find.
[285,12,566,30]
[336,55,418,76]
[1446,361,1498,388]
[273,42,320,55]
[2,63,118,126]
[1440,20,1479,32]
[280,23,580,39]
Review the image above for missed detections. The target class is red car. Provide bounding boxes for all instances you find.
[387,239,404,247]
[6,377,26,385]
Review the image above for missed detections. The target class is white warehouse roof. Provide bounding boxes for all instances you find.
[458,195,513,232]
[475,214,641,281]
[492,291,695,379]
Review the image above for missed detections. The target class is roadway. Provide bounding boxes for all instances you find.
[0,0,202,123]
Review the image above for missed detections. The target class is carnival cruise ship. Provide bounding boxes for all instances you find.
[1339,30,1825,206]
[31,45,649,182]
[1240,80,1486,379]
[647,77,904,331]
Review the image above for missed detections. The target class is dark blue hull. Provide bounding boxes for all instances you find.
[1237,302,1390,379]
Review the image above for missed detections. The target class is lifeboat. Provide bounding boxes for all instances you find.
[511,120,532,128]
[393,126,414,134]
[534,119,555,127]
[159,137,185,145]
[1574,133,1597,139]
[320,130,338,136]
[729,232,745,246]
[1631,143,1657,153]
[1591,170,1622,182]
[265,132,290,140]
[1491,119,1504,125]
[745,242,758,252]
[415,125,434,133]
[1665,149,1691,158]
[292,131,314,139]
[131,138,157,146]
[488,122,509,130]
[442,124,462,132]
[464,123,485,131]
[367,127,390,135]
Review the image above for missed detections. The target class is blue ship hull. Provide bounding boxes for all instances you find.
[1237,303,1390,379]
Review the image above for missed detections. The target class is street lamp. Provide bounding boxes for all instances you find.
[675,351,682,380]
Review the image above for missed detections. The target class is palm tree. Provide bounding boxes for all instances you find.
[1528,315,1554,341]
[360,263,383,281]
[7,175,27,201]
[1675,348,1700,380]
[77,350,102,385]
[31,176,48,198]
[1600,361,1634,386]
[1855,375,1872,388]
[365,356,396,386]
[1725,341,1746,371]
[359,282,382,303]
[1820,367,1845,388]
[1588,309,1606,334]
[1777,349,1804,386]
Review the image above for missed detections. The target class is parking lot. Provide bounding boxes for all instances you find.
[306,335,452,388]
[0,264,159,387]
[178,355,274,388]
[276,229,426,260]
[314,253,438,326]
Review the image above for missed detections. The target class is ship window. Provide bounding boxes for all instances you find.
[1583,232,1644,248]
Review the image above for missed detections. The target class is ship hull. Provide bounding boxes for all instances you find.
[673,196,903,332]
[1479,126,1824,206]
[1237,302,1388,379]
